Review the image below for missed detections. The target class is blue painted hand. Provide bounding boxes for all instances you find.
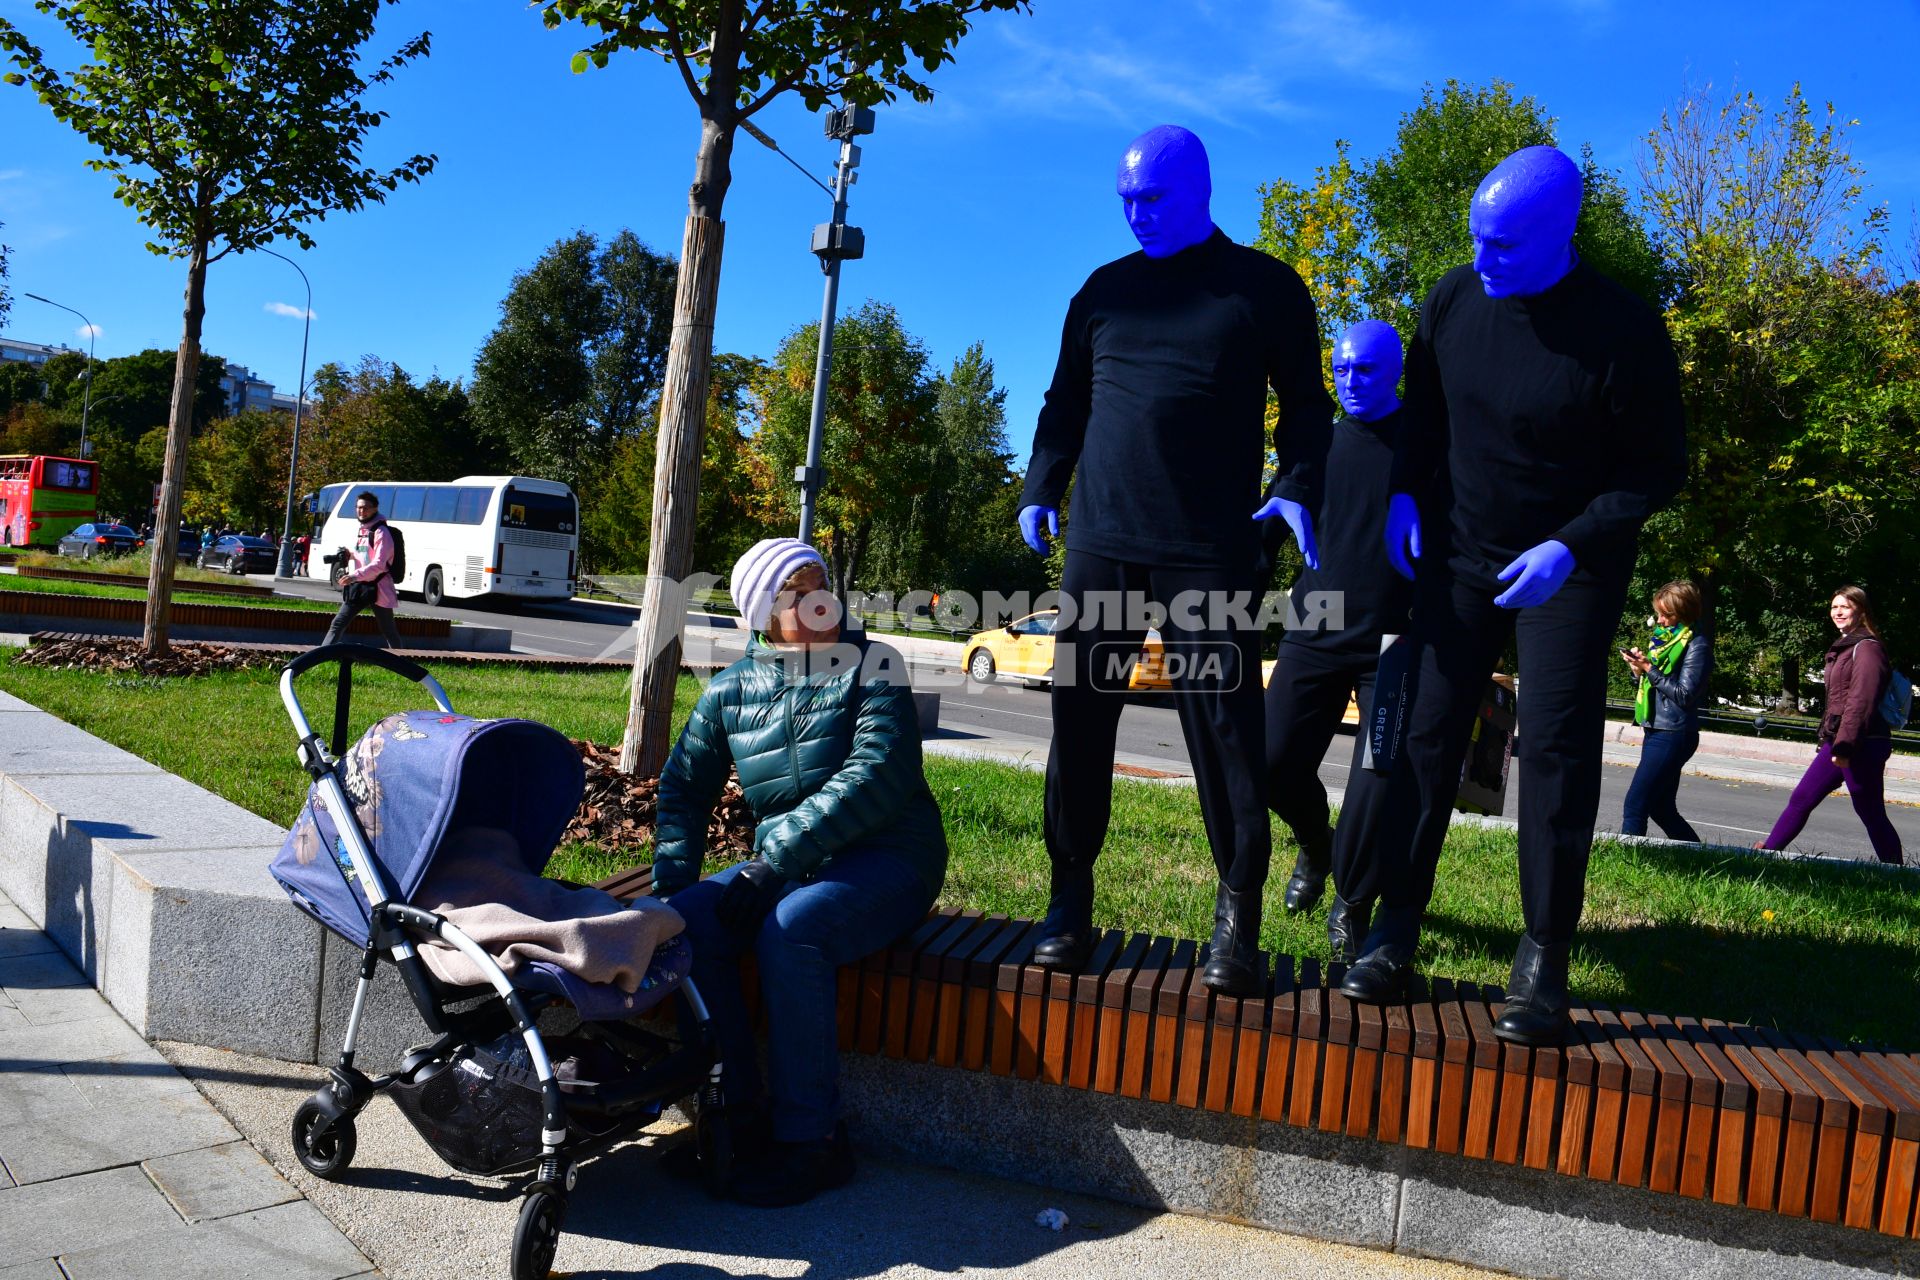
[1494,539,1576,609]
[1252,496,1319,571]
[1018,504,1059,556]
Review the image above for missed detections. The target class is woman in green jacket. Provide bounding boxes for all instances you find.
[654,537,947,1207]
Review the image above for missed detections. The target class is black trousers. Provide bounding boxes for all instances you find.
[323,598,402,649]
[1045,550,1270,894]
[1360,562,1630,949]
[1264,647,1378,887]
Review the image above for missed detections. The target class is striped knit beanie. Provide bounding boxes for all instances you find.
[730,537,828,632]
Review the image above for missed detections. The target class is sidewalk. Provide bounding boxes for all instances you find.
[0,888,380,1279]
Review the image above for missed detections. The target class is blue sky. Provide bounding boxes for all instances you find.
[4,0,1918,466]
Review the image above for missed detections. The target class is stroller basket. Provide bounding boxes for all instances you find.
[391,1038,548,1177]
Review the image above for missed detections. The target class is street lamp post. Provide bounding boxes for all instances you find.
[256,247,313,578]
[738,104,874,544]
[23,292,96,460]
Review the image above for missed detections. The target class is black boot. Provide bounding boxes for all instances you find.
[1495,936,1572,1046]
[729,1121,856,1208]
[1326,895,1373,966]
[1282,830,1332,914]
[1200,882,1265,996]
[1031,868,1095,970]
[1339,904,1420,1003]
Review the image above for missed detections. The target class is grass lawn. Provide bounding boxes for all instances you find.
[1,573,340,613]
[3,648,1916,1046]
[9,548,250,588]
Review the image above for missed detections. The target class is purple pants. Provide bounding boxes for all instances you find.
[1762,738,1905,864]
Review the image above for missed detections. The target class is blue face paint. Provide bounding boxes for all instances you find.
[1115,125,1215,259]
[1331,320,1403,421]
[1468,146,1582,299]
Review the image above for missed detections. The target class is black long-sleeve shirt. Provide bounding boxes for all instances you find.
[1280,409,1414,665]
[1020,228,1334,570]
[1392,261,1687,582]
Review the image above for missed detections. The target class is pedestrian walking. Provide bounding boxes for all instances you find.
[321,491,403,649]
[1619,580,1710,842]
[1758,586,1906,864]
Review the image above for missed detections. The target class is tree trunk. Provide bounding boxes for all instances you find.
[619,110,736,776]
[143,235,209,653]
[1778,653,1801,715]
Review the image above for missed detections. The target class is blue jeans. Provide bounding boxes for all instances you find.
[1621,726,1701,842]
[673,846,936,1143]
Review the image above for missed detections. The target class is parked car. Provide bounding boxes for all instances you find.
[198,534,277,575]
[175,526,201,562]
[57,523,143,559]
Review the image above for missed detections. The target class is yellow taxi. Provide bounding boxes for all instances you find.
[963,610,1358,721]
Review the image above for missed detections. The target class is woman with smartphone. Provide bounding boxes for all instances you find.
[1620,580,1710,842]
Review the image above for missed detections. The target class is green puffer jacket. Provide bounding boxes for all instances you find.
[652,632,947,897]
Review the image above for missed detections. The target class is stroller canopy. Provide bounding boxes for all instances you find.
[273,710,585,945]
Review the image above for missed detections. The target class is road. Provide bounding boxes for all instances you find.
[278,578,1915,863]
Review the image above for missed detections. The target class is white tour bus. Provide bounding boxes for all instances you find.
[308,475,578,606]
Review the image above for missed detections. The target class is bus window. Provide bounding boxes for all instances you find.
[502,486,577,534]
[454,486,491,525]
[392,485,426,521]
[362,485,394,516]
[423,485,457,523]
[43,460,95,491]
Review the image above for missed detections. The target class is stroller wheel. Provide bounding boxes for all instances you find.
[511,1189,567,1280]
[291,1101,357,1180]
[696,1103,734,1198]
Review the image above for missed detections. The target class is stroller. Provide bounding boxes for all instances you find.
[269,645,731,1280]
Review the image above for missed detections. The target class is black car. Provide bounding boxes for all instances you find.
[199,534,278,575]
[57,523,143,559]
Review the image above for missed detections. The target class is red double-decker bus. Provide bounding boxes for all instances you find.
[0,455,100,547]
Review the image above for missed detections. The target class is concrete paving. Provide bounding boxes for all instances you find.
[159,1038,1505,1280]
[0,889,378,1279]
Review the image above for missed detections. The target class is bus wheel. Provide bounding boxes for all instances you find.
[423,567,445,608]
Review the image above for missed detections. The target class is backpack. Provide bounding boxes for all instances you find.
[384,523,407,585]
[1851,638,1913,731]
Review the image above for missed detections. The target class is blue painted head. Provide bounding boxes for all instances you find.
[1331,320,1403,421]
[1116,126,1215,259]
[1468,146,1582,298]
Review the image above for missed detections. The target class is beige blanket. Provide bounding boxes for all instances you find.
[416,827,683,994]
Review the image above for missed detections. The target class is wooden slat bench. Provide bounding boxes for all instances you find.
[595,861,1920,1241]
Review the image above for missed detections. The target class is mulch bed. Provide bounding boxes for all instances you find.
[561,737,754,859]
[11,635,285,676]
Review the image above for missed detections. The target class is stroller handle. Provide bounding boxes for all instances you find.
[279,643,455,763]
[284,642,433,684]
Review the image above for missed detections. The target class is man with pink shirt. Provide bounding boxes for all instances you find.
[322,490,404,648]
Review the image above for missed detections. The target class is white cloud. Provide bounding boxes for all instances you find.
[265,301,315,320]
[0,169,24,182]
[971,1,1426,132]
[76,323,102,340]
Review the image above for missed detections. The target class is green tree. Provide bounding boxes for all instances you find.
[1636,82,1920,708]
[0,363,45,418]
[1,0,435,652]
[299,356,499,496]
[589,352,770,575]
[470,229,676,499]
[542,0,1030,774]
[180,408,288,531]
[751,301,940,598]
[1256,80,1667,350]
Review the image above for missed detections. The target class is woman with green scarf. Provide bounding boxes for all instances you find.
[1619,580,1712,841]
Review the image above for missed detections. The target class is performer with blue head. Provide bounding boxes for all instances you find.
[1018,124,1334,996]
[1340,146,1687,1045]
[1259,320,1416,964]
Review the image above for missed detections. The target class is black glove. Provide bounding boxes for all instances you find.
[714,858,785,942]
